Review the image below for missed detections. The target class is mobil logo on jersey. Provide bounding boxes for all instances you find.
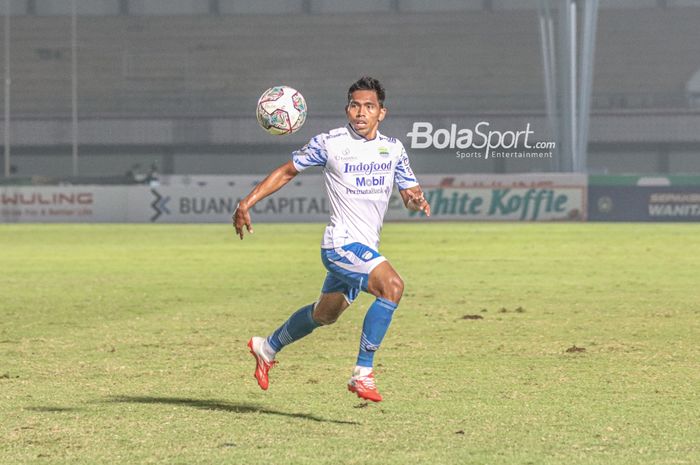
[343,161,392,175]
[355,175,386,188]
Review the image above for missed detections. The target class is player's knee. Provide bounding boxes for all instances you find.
[383,275,404,303]
[313,313,339,326]
[312,300,347,326]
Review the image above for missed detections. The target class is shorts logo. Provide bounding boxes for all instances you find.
[361,251,373,260]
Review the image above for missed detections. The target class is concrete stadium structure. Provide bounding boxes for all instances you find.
[1,0,700,177]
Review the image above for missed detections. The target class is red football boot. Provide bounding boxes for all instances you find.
[348,371,383,402]
[247,337,276,390]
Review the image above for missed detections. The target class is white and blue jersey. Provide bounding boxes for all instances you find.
[292,124,419,250]
[292,124,419,302]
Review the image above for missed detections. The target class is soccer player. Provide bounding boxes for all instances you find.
[234,76,431,402]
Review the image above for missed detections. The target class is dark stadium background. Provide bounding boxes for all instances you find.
[1,0,700,222]
[2,0,699,175]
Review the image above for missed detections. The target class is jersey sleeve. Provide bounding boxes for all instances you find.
[394,143,419,190]
[292,134,328,172]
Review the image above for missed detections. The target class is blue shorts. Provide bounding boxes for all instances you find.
[320,242,387,304]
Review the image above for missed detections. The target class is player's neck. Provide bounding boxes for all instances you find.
[348,123,379,141]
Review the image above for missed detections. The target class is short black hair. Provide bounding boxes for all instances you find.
[347,76,385,107]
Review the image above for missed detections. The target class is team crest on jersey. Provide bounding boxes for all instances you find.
[378,147,390,157]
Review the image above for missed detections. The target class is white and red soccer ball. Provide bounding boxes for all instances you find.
[256,86,307,135]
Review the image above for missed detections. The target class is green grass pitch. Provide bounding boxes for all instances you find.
[1,223,699,465]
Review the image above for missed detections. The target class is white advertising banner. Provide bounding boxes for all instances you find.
[0,186,141,223]
[0,177,329,224]
[1,174,586,224]
[141,176,328,223]
[386,174,587,221]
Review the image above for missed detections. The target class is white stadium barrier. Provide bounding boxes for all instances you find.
[0,174,586,223]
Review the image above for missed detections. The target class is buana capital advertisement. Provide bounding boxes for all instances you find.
[144,175,328,223]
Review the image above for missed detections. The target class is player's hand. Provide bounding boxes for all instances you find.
[233,204,254,240]
[407,191,431,217]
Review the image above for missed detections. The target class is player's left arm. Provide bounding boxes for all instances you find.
[395,142,430,217]
[400,186,431,217]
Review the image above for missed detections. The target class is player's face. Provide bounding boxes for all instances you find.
[346,90,386,140]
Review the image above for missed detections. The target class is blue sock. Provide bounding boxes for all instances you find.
[356,297,398,368]
[267,303,320,353]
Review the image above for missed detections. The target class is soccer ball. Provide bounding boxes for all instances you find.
[256,86,307,135]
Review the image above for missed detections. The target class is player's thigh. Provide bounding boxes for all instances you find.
[313,292,350,325]
[367,261,404,303]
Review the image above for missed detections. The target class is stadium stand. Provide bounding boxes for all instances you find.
[5,6,700,117]
[3,1,700,176]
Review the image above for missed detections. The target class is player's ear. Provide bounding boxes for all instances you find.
[378,106,387,122]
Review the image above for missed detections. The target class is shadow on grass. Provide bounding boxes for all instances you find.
[107,396,360,425]
[25,406,81,413]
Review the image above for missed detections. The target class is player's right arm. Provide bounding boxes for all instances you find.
[234,133,328,240]
[233,160,299,240]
